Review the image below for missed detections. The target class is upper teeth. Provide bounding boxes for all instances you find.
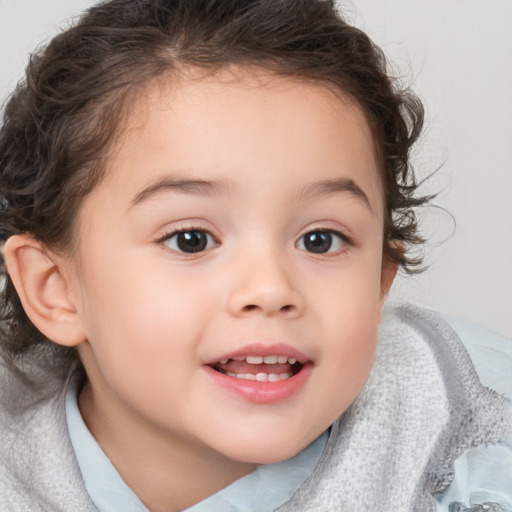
[226,372,292,382]
[222,355,298,365]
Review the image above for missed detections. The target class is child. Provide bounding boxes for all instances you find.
[0,0,510,510]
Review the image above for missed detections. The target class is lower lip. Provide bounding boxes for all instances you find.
[202,364,312,404]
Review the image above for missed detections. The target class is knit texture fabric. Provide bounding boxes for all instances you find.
[0,304,509,511]
[277,304,510,511]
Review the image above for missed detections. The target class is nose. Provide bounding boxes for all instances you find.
[226,250,305,318]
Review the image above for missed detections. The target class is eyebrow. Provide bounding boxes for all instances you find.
[130,177,229,207]
[130,175,373,213]
[297,178,374,214]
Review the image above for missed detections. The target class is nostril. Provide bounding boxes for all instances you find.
[241,304,295,313]
[238,302,299,316]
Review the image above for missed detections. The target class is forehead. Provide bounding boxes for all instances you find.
[99,68,383,215]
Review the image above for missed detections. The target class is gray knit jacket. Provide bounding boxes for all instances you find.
[1,304,510,512]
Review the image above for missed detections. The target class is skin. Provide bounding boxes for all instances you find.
[8,70,396,511]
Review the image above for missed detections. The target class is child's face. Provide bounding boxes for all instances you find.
[67,70,393,466]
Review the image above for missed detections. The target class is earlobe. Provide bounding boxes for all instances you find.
[2,235,86,347]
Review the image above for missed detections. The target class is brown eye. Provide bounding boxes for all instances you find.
[296,230,346,254]
[163,230,216,253]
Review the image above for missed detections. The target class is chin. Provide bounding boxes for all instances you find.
[217,435,312,466]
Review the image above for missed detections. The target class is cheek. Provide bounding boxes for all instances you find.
[310,256,383,408]
[315,321,377,425]
[325,307,378,378]
[314,252,385,326]
[76,266,207,423]
[76,259,188,369]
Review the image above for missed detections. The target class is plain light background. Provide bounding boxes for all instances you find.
[0,0,511,337]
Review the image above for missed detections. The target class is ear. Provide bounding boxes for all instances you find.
[380,255,398,301]
[380,240,405,305]
[2,234,86,347]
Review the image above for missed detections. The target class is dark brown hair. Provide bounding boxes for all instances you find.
[0,0,426,374]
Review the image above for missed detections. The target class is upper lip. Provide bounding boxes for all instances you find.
[203,342,311,365]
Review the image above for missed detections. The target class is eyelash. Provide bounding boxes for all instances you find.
[157,227,219,255]
[157,227,351,256]
[295,229,351,255]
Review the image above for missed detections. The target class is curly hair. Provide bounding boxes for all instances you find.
[0,0,427,374]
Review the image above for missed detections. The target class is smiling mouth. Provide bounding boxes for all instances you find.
[208,354,304,382]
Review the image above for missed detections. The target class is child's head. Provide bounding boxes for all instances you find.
[0,0,425,467]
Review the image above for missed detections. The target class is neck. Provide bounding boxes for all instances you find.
[78,380,256,512]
